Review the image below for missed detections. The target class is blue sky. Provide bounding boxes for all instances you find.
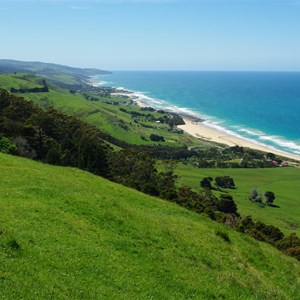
[1,0,300,71]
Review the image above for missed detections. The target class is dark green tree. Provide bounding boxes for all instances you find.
[110,149,159,196]
[200,177,213,190]
[216,194,238,214]
[265,191,275,205]
[215,176,235,189]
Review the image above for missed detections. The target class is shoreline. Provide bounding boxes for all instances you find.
[91,79,300,162]
[133,98,300,162]
[177,116,300,162]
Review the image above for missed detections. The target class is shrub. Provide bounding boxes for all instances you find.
[284,246,300,261]
[216,194,238,214]
[150,134,165,142]
[200,177,213,190]
[237,216,255,233]
[0,135,18,154]
[276,233,300,251]
[215,176,235,189]
[204,207,216,220]
[265,191,275,205]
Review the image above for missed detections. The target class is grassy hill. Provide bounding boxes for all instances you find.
[0,152,300,299]
[0,73,197,146]
[176,164,300,236]
[0,59,110,88]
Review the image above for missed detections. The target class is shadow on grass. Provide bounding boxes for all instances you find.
[268,204,280,208]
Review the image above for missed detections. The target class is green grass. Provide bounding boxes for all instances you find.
[43,73,82,85]
[0,153,300,299]
[0,74,197,146]
[0,73,45,89]
[175,163,300,235]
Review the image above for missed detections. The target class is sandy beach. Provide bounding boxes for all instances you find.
[177,116,300,162]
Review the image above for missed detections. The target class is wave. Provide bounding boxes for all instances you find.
[89,77,112,87]
[236,127,265,136]
[259,135,300,153]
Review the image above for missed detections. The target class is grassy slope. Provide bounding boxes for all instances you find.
[0,74,197,146]
[0,153,300,299]
[176,164,300,235]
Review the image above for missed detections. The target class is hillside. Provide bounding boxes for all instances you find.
[0,59,110,88]
[175,164,300,236]
[0,73,197,146]
[0,152,299,299]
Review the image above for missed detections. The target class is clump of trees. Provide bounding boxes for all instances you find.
[150,134,165,142]
[191,146,279,169]
[0,90,112,177]
[10,86,49,94]
[200,176,235,190]
[215,176,235,189]
[200,177,214,190]
[249,188,276,206]
[237,216,300,260]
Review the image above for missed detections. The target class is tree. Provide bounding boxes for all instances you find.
[200,177,213,190]
[216,194,238,214]
[249,187,262,203]
[215,176,235,189]
[150,133,165,142]
[110,149,159,196]
[254,221,284,244]
[265,191,275,205]
[158,160,178,201]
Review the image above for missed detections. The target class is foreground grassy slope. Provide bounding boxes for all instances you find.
[0,74,196,146]
[0,153,299,299]
[176,164,300,235]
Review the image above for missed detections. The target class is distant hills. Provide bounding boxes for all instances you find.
[0,59,110,88]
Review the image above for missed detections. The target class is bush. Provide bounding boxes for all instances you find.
[215,176,235,189]
[216,194,238,214]
[284,246,300,261]
[200,177,213,190]
[150,134,165,142]
[276,233,300,251]
[249,187,262,202]
[0,135,18,154]
[265,191,275,205]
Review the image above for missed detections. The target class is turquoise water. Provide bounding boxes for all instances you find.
[94,71,300,156]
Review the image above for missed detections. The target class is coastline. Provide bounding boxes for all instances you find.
[177,116,300,162]
[132,97,300,162]
[92,79,300,162]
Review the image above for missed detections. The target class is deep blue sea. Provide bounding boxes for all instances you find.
[93,71,300,156]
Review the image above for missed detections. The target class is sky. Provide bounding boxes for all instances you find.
[0,0,300,71]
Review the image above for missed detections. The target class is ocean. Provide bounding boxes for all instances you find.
[93,71,300,156]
